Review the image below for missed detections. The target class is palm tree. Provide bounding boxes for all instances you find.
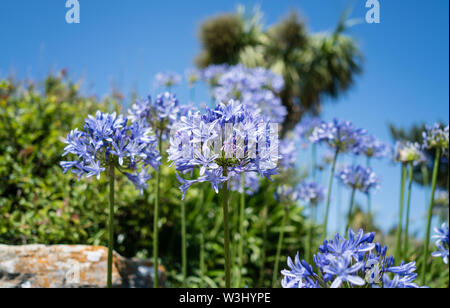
[196,8,363,134]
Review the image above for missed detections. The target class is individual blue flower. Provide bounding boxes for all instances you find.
[310,119,366,153]
[432,223,449,264]
[336,165,380,194]
[154,71,181,89]
[61,111,160,193]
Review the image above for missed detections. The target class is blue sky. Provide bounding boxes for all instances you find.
[0,0,448,236]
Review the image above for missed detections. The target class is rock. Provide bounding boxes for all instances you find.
[0,245,165,288]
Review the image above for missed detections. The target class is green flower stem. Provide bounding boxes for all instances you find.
[345,188,357,232]
[153,132,163,288]
[366,157,372,216]
[258,203,268,287]
[237,173,246,288]
[323,149,339,240]
[403,163,414,258]
[198,186,206,287]
[107,160,115,288]
[272,208,287,288]
[222,169,231,288]
[421,165,430,206]
[395,164,407,262]
[422,147,441,284]
[181,200,187,287]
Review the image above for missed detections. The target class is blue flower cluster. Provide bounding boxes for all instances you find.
[298,181,326,205]
[310,119,366,153]
[128,92,185,139]
[293,117,322,143]
[154,71,182,89]
[168,100,279,199]
[432,224,449,264]
[278,138,297,171]
[281,229,425,288]
[354,134,390,159]
[207,64,287,124]
[394,141,427,165]
[61,111,161,194]
[336,165,380,194]
[422,123,449,157]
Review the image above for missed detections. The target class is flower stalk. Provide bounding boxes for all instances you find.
[222,169,231,288]
[422,147,441,284]
[345,188,357,232]
[153,132,163,288]
[323,149,339,239]
[403,163,414,257]
[395,164,407,262]
[107,160,115,288]
[237,173,246,288]
[272,208,287,288]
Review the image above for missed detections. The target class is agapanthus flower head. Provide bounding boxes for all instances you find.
[432,223,449,264]
[310,119,366,153]
[202,64,229,86]
[128,92,184,139]
[185,68,201,87]
[422,123,449,156]
[168,99,279,199]
[336,165,380,194]
[211,65,287,123]
[298,181,325,205]
[281,229,425,288]
[394,141,427,165]
[154,71,182,89]
[355,134,390,159]
[60,111,161,193]
[293,117,322,143]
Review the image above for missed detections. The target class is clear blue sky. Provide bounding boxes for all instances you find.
[1,0,448,236]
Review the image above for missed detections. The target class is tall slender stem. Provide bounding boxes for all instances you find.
[181,200,187,287]
[421,165,430,209]
[107,161,115,288]
[395,164,407,262]
[403,163,414,258]
[323,149,339,240]
[258,203,268,287]
[272,208,287,288]
[237,173,246,288]
[222,169,231,288]
[345,188,357,232]
[198,186,205,287]
[366,157,372,216]
[422,148,441,284]
[153,132,163,288]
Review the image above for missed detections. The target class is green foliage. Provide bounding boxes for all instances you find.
[0,75,312,288]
